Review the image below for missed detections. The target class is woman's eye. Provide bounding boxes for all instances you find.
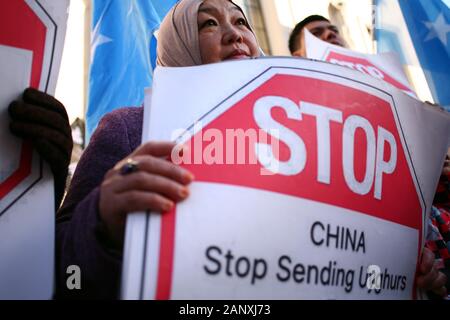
[236,18,246,25]
[201,19,217,29]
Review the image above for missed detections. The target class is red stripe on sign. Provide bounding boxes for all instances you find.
[0,1,47,88]
[155,206,176,300]
[0,141,33,199]
[0,2,46,200]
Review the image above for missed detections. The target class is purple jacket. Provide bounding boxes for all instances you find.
[56,107,143,299]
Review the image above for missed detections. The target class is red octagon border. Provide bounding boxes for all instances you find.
[153,65,426,300]
[0,0,58,215]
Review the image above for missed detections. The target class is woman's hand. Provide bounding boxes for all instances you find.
[416,247,447,297]
[99,141,194,248]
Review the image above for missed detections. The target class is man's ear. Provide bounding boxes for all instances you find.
[292,30,307,57]
[292,46,306,58]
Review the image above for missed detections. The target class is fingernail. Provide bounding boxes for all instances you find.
[184,171,195,183]
[179,187,189,198]
[164,201,174,211]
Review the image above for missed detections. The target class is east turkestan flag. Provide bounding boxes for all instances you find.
[87,0,178,142]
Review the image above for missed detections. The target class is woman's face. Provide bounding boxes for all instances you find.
[197,0,259,64]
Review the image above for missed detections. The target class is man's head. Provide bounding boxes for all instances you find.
[288,15,345,57]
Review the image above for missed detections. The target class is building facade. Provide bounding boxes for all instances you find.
[56,0,435,127]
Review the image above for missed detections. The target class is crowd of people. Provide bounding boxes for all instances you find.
[7,0,450,299]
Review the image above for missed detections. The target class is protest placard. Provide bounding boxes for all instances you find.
[122,57,450,300]
[304,29,417,98]
[0,0,68,299]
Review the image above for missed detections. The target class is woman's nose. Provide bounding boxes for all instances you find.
[223,25,243,44]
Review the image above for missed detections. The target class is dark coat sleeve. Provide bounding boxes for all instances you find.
[55,107,143,299]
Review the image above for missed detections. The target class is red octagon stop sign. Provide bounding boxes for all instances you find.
[0,0,56,215]
[154,67,426,299]
[181,67,425,231]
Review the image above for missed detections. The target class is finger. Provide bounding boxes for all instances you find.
[432,286,448,298]
[131,141,176,158]
[112,171,189,201]
[104,167,118,180]
[22,87,69,121]
[417,266,439,290]
[9,100,71,138]
[432,286,447,298]
[112,154,194,184]
[117,190,174,213]
[420,247,435,274]
[119,155,194,185]
[430,272,447,295]
[10,121,73,157]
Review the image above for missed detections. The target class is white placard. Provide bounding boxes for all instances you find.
[304,29,416,98]
[123,57,450,300]
[0,0,69,299]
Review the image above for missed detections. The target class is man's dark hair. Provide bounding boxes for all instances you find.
[288,15,330,54]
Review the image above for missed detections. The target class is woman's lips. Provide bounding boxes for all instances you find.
[224,49,250,60]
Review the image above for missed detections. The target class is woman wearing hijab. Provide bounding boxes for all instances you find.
[56,0,446,299]
[56,0,259,299]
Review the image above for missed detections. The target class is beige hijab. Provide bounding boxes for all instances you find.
[156,0,258,67]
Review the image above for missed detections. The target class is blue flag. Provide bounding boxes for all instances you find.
[87,0,177,142]
[376,0,450,110]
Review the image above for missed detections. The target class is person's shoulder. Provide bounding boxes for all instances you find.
[97,106,143,131]
[96,106,143,150]
[86,106,143,159]
[104,106,143,122]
